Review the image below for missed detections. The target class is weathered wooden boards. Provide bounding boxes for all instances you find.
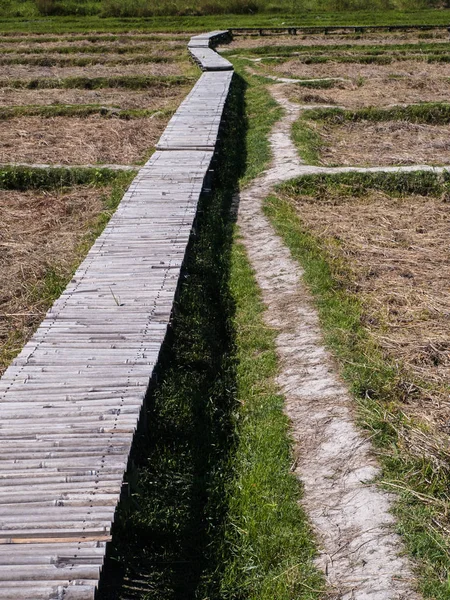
[188,30,233,71]
[156,71,233,150]
[188,30,230,48]
[189,47,233,72]
[0,30,233,599]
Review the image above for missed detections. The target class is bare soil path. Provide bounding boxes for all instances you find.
[236,83,425,599]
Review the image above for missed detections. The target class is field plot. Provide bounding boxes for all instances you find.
[279,175,449,426]
[0,86,190,108]
[223,29,450,51]
[0,183,125,375]
[0,33,196,167]
[0,115,167,165]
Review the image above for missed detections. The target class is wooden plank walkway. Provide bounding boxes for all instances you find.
[189,47,233,72]
[156,71,233,150]
[0,30,233,599]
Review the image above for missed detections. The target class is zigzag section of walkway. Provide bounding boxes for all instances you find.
[0,32,233,600]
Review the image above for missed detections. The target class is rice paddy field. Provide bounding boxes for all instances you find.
[0,16,449,600]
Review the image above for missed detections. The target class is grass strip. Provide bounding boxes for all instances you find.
[293,79,338,89]
[281,169,444,197]
[0,166,135,190]
[220,238,324,600]
[0,104,173,120]
[292,119,323,165]
[0,44,181,54]
[0,33,185,42]
[0,74,193,90]
[3,12,450,34]
[231,58,283,186]
[0,172,134,372]
[0,55,179,67]
[264,170,450,600]
[304,102,450,125]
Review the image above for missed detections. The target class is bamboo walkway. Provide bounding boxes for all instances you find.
[0,32,233,599]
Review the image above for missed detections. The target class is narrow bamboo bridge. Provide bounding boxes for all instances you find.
[0,31,233,599]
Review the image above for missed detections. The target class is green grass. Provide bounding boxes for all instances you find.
[0,165,135,190]
[1,9,450,34]
[231,58,283,185]
[0,55,180,67]
[305,102,450,124]
[1,0,450,19]
[0,75,194,90]
[0,43,181,54]
[220,239,324,600]
[0,104,174,120]
[293,79,339,89]
[292,119,323,165]
[263,171,450,600]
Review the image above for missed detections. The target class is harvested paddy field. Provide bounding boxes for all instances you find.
[282,184,450,427]
[0,32,195,166]
[286,75,450,108]
[313,120,450,166]
[0,85,190,109]
[255,58,450,82]
[0,40,186,53]
[0,185,115,375]
[0,115,167,165]
[0,61,190,81]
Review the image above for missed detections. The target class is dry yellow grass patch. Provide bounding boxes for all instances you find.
[289,189,450,430]
[0,115,168,165]
[0,186,111,375]
[315,120,450,166]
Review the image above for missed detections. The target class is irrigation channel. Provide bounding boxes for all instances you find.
[0,25,448,600]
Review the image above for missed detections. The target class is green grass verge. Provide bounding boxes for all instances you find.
[0,55,180,67]
[293,79,339,89]
[220,238,324,600]
[263,170,450,600]
[0,166,135,190]
[0,104,173,120]
[305,102,450,124]
[231,58,283,186]
[0,43,181,54]
[291,118,323,165]
[0,74,193,90]
[0,33,186,42]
